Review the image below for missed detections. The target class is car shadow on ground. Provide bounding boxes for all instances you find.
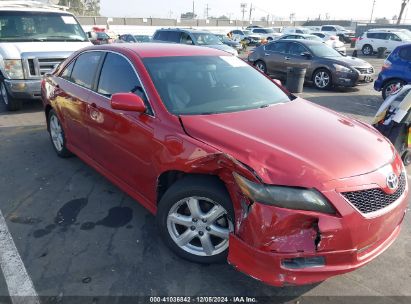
[0,126,321,300]
[0,99,43,115]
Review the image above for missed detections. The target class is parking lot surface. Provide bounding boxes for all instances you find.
[0,52,410,303]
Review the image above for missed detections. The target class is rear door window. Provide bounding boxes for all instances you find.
[168,31,182,43]
[70,52,102,89]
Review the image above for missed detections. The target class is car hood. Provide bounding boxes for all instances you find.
[0,41,92,59]
[323,55,371,67]
[205,44,237,55]
[180,99,394,188]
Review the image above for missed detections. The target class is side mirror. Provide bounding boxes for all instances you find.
[110,93,146,112]
[301,52,312,59]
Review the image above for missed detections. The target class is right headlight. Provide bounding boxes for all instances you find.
[333,64,353,73]
[233,173,336,214]
[2,59,24,79]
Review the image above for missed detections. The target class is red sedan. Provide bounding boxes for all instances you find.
[41,43,408,286]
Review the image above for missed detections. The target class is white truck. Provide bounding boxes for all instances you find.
[320,25,355,43]
[0,1,92,111]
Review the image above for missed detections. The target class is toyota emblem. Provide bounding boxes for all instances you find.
[386,173,399,190]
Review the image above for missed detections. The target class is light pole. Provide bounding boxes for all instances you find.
[369,0,376,23]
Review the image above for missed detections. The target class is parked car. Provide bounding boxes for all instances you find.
[153,28,238,56]
[245,25,262,30]
[248,40,374,89]
[0,1,92,111]
[214,34,242,51]
[320,25,355,43]
[249,27,282,41]
[134,34,152,43]
[282,27,312,35]
[356,30,411,56]
[374,44,411,99]
[42,43,408,287]
[88,31,113,45]
[368,28,411,38]
[278,33,347,55]
[228,29,261,45]
[119,34,152,43]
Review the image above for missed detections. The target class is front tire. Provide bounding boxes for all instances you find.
[313,69,332,90]
[157,176,234,264]
[255,60,267,74]
[382,79,406,100]
[48,109,72,158]
[1,80,22,111]
[362,44,373,56]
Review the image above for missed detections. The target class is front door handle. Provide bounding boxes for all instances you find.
[285,56,291,60]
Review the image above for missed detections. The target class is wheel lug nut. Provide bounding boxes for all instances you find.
[198,231,204,236]
[206,227,211,231]
[193,218,198,223]
[190,226,196,231]
[202,219,207,223]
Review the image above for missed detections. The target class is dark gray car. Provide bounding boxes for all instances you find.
[248,40,374,89]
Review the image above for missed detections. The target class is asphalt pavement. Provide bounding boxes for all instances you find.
[0,51,410,304]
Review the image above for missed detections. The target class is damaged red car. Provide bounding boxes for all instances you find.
[42,43,409,286]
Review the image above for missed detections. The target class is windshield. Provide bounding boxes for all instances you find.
[143,56,290,115]
[335,25,346,31]
[191,33,222,45]
[309,44,343,57]
[0,11,88,42]
[396,31,411,40]
[243,30,252,35]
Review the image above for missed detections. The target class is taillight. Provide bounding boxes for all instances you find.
[359,36,364,41]
[330,36,336,40]
[382,59,392,71]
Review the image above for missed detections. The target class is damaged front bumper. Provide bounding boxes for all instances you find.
[227,158,409,286]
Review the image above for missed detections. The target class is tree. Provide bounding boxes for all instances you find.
[58,0,100,16]
[180,12,197,19]
[397,0,410,24]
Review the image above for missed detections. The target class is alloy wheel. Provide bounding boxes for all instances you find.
[50,114,64,152]
[255,62,266,73]
[166,196,232,257]
[362,46,372,55]
[385,82,403,97]
[314,71,330,89]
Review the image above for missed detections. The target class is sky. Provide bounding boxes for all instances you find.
[100,0,408,22]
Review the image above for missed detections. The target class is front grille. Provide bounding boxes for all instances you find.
[26,57,65,78]
[355,67,374,75]
[342,173,406,214]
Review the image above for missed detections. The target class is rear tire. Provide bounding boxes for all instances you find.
[1,80,22,111]
[362,44,373,56]
[382,79,406,100]
[48,109,72,158]
[255,60,267,74]
[157,176,234,264]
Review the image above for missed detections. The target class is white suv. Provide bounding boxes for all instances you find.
[0,1,91,110]
[356,30,411,56]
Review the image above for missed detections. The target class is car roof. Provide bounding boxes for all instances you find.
[273,39,323,46]
[283,33,314,37]
[156,28,210,34]
[88,43,230,58]
[0,7,72,13]
[368,28,407,32]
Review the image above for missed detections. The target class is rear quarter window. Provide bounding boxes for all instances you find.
[399,47,411,61]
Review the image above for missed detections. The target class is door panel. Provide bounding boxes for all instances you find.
[87,52,157,202]
[54,51,103,155]
[264,42,289,76]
